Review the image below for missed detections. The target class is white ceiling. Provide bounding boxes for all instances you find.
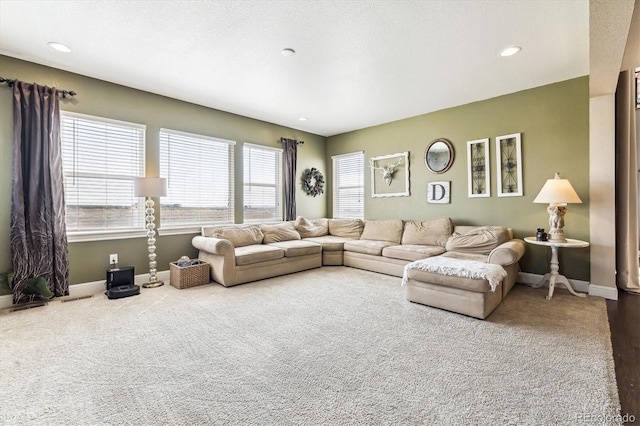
[0,0,591,137]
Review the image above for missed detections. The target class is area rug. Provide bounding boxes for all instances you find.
[0,267,620,425]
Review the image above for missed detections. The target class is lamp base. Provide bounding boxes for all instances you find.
[547,204,568,243]
[142,280,164,288]
[547,232,567,243]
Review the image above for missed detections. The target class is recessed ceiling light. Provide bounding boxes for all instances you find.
[298,117,308,121]
[281,48,296,57]
[48,42,71,53]
[499,46,521,57]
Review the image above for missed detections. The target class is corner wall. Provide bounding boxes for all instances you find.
[588,94,618,299]
[327,77,590,280]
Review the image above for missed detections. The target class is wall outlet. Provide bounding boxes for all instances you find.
[109,254,118,265]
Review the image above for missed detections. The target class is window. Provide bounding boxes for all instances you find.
[332,151,364,219]
[61,112,145,240]
[159,129,235,230]
[243,143,283,222]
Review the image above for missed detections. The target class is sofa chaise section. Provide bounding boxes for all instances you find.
[403,225,526,319]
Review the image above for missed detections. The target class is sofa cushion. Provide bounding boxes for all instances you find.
[328,219,364,238]
[302,235,354,251]
[204,225,264,247]
[235,245,284,266]
[360,219,404,243]
[401,217,452,247]
[268,240,322,257]
[261,222,301,244]
[382,244,446,262]
[405,268,494,293]
[445,226,510,255]
[294,216,329,238]
[344,240,397,256]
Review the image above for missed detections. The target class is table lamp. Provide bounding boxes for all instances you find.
[533,172,582,243]
[134,177,167,288]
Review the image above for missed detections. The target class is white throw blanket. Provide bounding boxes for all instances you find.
[402,257,507,291]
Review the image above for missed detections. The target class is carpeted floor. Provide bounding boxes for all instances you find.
[0,267,621,425]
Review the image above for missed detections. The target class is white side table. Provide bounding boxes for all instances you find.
[524,237,590,300]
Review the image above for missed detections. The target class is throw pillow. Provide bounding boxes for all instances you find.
[210,225,264,247]
[328,219,364,239]
[294,216,329,238]
[445,226,511,255]
[261,222,302,244]
[360,219,404,243]
[401,217,453,247]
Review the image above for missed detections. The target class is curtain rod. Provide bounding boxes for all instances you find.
[280,137,304,145]
[0,77,77,98]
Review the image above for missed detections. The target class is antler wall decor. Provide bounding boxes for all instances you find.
[369,152,410,198]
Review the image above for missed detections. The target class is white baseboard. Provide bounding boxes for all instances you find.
[0,270,170,310]
[588,284,618,300]
[517,272,618,300]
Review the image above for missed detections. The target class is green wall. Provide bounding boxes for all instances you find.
[0,55,327,290]
[326,77,590,280]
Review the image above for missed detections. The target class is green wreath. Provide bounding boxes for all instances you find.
[302,168,324,197]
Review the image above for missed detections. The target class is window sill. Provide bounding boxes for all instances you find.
[67,230,148,243]
[158,227,201,236]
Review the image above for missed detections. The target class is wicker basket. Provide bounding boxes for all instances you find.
[169,261,210,289]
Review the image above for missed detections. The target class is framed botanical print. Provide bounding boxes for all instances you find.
[467,138,490,197]
[495,133,523,197]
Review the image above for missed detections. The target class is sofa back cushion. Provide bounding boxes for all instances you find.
[294,216,329,238]
[360,219,404,243]
[203,225,264,247]
[328,219,364,239]
[401,217,452,247]
[261,222,302,244]
[445,226,511,255]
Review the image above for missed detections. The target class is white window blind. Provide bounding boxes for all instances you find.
[243,143,283,222]
[159,129,235,229]
[61,112,145,236]
[333,151,364,219]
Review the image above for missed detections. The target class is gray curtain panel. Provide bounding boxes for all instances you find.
[282,138,298,221]
[615,70,640,294]
[11,81,69,304]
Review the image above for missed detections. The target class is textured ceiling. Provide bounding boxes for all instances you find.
[0,0,591,137]
[589,0,636,97]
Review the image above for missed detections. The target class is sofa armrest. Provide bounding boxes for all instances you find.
[487,239,526,266]
[191,236,236,286]
[192,236,234,256]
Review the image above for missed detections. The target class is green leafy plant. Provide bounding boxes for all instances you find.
[0,271,14,290]
[0,271,52,299]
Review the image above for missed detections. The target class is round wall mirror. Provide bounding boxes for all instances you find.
[424,138,454,174]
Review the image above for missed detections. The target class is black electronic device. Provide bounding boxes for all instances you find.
[105,266,140,299]
[106,267,135,290]
[106,284,140,299]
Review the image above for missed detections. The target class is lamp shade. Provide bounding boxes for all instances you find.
[533,172,582,204]
[134,177,167,197]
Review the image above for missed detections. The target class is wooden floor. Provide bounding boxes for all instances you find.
[607,290,639,424]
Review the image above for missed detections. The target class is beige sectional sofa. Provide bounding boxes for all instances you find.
[192,216,525,319]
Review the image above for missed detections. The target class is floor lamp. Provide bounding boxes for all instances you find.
[134,177,167,288]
